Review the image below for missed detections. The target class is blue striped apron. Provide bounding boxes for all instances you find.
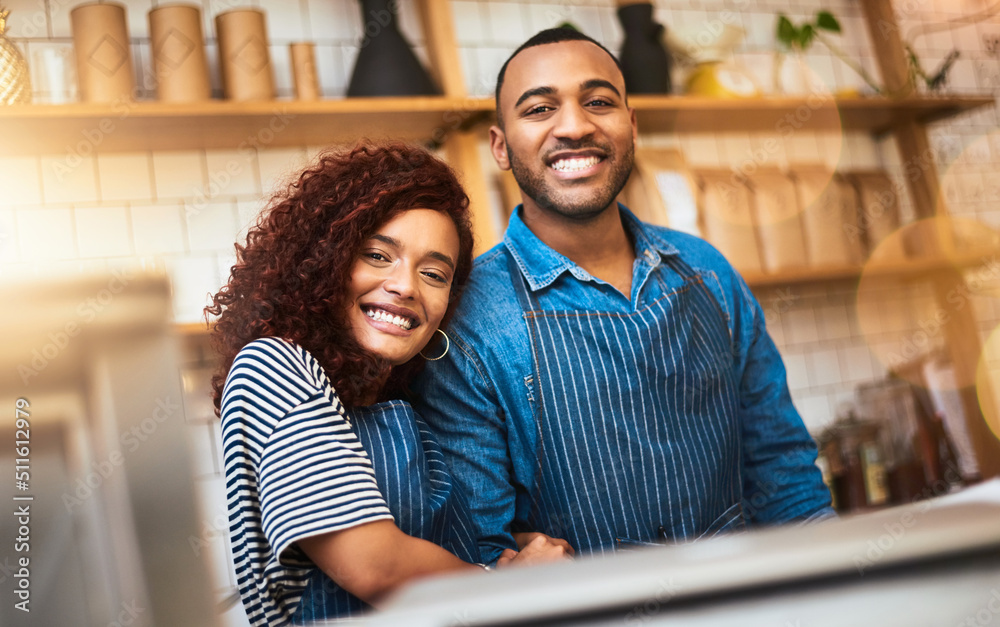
[293,401,481,622]
[507,251,745,555]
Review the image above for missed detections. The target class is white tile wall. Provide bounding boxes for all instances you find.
[76,206,133,258]
[7,1,1000,621]
[40,154,98,204]
[0,209,16,264]
[205,149,262,197]
[153,151,207,200]
[132,203,187,254]
[783,307,820,344]
[187,201,240,253]
[256,147,311,195]
[97,153,155,203]
[0,156,43,206]
[807,347,844,387]
[16,206,77,261]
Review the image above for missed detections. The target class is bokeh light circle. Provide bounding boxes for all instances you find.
[975,325,1000,443]
[855,215,1000,389]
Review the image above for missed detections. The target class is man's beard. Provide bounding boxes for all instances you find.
[507,139,634,221]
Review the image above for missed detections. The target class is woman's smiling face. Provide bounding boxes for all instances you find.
[344,208,460,366]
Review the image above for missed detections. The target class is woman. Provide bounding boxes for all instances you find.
[207,141,570,626]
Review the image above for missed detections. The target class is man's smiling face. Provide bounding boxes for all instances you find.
[490,40,637,222]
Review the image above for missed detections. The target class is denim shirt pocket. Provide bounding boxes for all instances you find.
[614,536,663,552]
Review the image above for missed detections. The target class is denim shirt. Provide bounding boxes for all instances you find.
[412,205,834,563]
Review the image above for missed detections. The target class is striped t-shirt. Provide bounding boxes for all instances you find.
[221,337,394,627]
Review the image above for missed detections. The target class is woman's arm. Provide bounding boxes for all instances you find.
[299,521,571,607]
[298,520,475,606]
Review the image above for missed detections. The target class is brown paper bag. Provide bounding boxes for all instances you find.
[793,167,865,267]
[697,170,762,274]
[633,148,701,236]
[747,169,808,272]
[849,171,905,260]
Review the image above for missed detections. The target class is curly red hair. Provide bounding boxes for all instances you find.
[206,141,474,412]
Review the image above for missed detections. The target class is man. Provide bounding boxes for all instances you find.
[413,28,833,564]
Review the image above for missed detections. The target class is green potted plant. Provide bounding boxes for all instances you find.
[774,10,881,95]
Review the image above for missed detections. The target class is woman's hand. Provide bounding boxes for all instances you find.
[512,532,575,555]
[495,534,574,568]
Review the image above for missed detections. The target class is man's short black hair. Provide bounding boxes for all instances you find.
[494,27,625,126]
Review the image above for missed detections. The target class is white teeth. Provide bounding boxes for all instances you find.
[365,308,413,330]
[551,156,600,172]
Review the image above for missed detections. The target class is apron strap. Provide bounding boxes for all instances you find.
[507,237,728,335]
[663,253,733,340]
[507,239,719,318]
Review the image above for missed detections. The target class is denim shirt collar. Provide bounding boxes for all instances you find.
[503,204,680,291]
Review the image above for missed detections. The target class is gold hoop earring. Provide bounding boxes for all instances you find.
[420,328,450,361]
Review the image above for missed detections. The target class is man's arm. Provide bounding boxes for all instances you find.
[412,331,521,564]
[733,280,836,524]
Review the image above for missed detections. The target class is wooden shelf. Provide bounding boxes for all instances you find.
[628,94,995,135]
[743,264,863,287]
[743,250,1000,288]
[1,94,991,156]
[0,97,493,155]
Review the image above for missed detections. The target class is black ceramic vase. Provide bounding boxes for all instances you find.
[347,0,440,97]
[617,2,672,94]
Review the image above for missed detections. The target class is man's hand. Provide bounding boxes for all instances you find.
[512,532,575,555]
[495,533,574,568]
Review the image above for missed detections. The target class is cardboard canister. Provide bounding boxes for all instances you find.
[749,169,808,272]
[149,4,211,102]
[697,170,763,274]
[70,2,134,103]
[290,43,320,101]
[215,8,275,101]
[794,167,865,267]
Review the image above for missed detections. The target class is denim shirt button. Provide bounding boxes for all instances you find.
[644,249,658,265]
